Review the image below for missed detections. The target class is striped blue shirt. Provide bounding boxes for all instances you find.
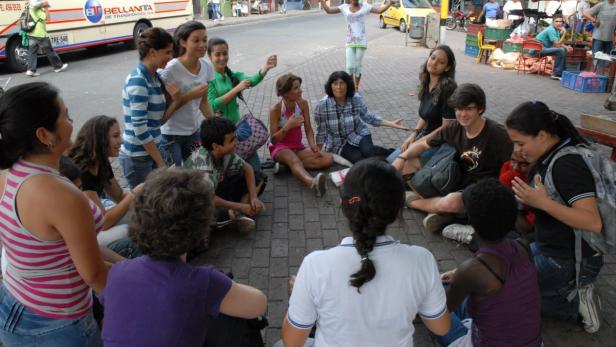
[121,63,166,157]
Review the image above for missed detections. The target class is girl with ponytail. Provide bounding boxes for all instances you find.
[281,158,450,347]
[206,37,277,171]
[506,101,603,333]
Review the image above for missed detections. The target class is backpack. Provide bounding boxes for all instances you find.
[543,143,616,296]
[408,144,462,198]
[19,4,37,33]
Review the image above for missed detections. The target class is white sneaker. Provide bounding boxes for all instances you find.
[273,162,280,175]
[578,283,601,333]
[25,70,40,77]
[442,224,475,244]
[220,15,225,20]
[54,63,68,73]
[422,213,455,233]
[405,191,420,208]
[311,173,326,197]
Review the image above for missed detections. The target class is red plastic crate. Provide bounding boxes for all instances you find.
[466,23,485,36]
[560,71,608,93]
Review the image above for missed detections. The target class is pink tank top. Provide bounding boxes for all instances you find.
[0,160,104,319]
[276,101,304,147]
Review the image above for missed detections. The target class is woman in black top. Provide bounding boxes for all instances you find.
[506,101,603,334]
[69,116,143,245]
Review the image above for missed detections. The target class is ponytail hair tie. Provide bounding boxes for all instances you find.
[361,256,369,262]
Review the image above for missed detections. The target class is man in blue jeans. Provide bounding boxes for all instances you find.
[535,14,573,80]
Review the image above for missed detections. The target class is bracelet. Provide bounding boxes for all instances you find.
[397,155,408,161]
[412,128,420,133]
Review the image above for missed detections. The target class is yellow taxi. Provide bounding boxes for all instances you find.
[379,0,436,33]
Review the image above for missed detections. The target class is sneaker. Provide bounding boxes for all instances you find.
[550,75,561,81]
[220,15,225,20]
[442,224,475,244]
[273,162,280,174]
[311,173,326,197]
[54,64,68,73]
[405,191,420,208]
[25,70,40,77]
[234,216,256,234]
[422,213,455,233]
[578,283,601,333]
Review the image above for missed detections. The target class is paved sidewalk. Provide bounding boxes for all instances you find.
[190,26,616,346]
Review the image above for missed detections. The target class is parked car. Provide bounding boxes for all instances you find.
[379,0,436,33]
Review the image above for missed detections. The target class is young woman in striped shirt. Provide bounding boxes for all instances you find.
[119,27,181,188]
[0,82,115,346]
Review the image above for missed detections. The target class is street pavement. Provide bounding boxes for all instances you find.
[1,8,613,346]
[190,11,616,347]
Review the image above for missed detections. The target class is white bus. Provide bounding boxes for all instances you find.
[0,0,193,72]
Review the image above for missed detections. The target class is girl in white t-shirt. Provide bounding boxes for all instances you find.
[318,0,395,91]
[281,158,451,347]
[161,21,215,167]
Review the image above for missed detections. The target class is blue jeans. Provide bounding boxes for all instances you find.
[162,131,201,167]
[340,135,392,164]
[531,243,603,321]
[212,3,222,18]
[0,286,102,347]
[592,40,614,71]
[431,282,471,346]
[541,47,566,77]
[245,152,262,174]
[386,147,436,165]
[119,146,171,189]
[107,237,142,259]
[592,39,614,55]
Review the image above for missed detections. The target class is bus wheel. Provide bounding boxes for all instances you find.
[7,38,29,72]
[127,22,150,49]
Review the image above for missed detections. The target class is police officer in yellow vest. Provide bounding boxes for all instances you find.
[26,0,68,77]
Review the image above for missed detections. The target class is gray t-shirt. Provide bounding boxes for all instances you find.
[588,1,616,42]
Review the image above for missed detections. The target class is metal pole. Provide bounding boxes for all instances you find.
[440,0,449,44]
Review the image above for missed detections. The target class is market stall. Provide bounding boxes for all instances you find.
[463,0,614,94]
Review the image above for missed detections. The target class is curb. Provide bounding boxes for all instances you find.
[197,9,322,30]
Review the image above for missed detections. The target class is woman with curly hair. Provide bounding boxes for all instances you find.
[282,158,450,347]
[101,169,267,346]
[69,115,143,246]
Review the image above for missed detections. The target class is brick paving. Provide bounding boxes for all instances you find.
[156,14,616,346]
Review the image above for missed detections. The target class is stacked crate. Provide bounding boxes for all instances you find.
[465,23,485,58]
[502,41,522,53]
[561,71,608,93]
[565,47,588,72]
[484,27,513,50]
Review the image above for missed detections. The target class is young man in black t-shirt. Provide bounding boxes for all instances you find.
[393,84,513,233]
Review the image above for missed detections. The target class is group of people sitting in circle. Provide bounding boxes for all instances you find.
[0,19,605,347]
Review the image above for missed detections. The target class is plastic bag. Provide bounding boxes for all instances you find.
[512,17,530,37]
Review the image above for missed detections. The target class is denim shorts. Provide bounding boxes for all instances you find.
[0,285,102,347]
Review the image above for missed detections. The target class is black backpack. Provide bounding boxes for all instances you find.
[19,4,37,33]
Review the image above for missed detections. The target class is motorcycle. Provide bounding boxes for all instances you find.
[445,10,476,31]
